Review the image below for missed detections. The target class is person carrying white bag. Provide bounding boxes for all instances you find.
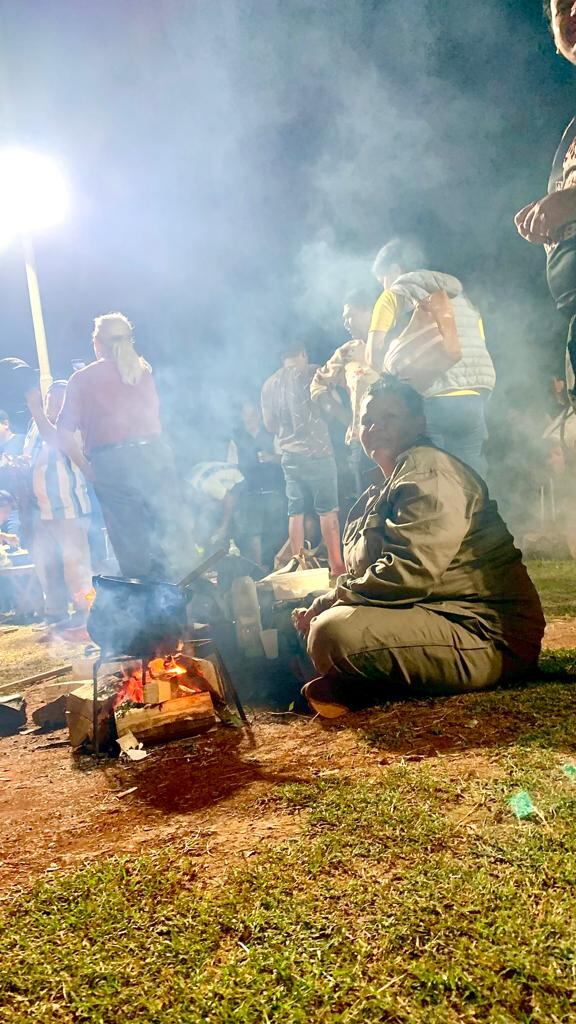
[366,237,495,477]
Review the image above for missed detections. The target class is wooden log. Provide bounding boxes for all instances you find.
[143,679,172,704]
[115,691,215,746]
[66,681,116,751]
[32,694,68,730]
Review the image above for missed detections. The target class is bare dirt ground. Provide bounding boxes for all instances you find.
[1,617,575,896]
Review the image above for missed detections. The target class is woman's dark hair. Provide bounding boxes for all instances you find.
[366,374,424,418]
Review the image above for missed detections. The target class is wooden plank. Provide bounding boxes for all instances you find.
[66,682,116,750]
[10,664,72,690]
[115,691,215,745]
[143,679,172,704]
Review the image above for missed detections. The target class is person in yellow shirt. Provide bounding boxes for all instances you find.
[366,238,495,477]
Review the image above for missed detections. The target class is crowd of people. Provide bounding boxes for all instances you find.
[1,2,575,715]
[0,236,498,629]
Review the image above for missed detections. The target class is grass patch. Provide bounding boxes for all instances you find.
[527,560,576,618]
[1,562,576,1021]
[1,753,576,1023]
[361,680,576,755]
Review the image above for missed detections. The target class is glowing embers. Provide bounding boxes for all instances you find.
[113,655,203,712]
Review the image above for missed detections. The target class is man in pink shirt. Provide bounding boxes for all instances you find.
[28,313,183,581]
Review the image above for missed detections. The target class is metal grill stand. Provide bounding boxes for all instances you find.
[91,642,247,757]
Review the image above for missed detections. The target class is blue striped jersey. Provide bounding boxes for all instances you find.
[26,424,91,521]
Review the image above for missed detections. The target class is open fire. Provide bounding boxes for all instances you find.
[113,655,206,711]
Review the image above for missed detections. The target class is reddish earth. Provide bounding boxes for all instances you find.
[0,617,574,895]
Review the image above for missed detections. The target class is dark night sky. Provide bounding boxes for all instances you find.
[0,0,574,454]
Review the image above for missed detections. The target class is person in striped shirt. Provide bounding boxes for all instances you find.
[25,381,93,628]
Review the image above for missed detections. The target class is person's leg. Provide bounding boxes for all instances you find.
[288,514,305,555]
[260,491,288,568]
[281,455,306,557]
[55,517,93,616]
[304,604,528,717]
[233,491,265,565]
[308,456,346,576]
[33,519,68,620]
[318,511,346,577]
[92,448,156,579]
[424,395,488,477]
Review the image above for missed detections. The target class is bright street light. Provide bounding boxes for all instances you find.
[0,147,69,250]
[0,146,70,396]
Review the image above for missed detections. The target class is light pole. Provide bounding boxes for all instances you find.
[0,146,69,397]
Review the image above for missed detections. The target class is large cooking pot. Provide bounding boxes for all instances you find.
[87,575,186,657]
[87,550,228,657]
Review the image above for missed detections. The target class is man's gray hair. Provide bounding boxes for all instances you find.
[92,312,151,386]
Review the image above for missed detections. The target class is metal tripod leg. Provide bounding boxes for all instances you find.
[192,636,249,723]
[214,650,249,723]
[93,657,102,756]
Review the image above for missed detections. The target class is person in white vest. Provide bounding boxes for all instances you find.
[366,238,496,477]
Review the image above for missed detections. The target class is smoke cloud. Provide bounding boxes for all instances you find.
[0,0,572,524]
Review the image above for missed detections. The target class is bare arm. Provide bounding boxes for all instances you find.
[515,188,576,244]
[365,290,400,371]
[26,388,93,479]
[365,330,390,371]
[311,349,352,427]
[261,381,280,437]
[57,427,94,480]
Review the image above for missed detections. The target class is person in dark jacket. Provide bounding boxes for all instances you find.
[295,376,544,719]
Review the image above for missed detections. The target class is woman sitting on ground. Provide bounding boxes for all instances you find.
[294,376,545,719]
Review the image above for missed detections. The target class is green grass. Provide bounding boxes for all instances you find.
[1,564,576,1021]
[527,560,576,618]
[2,712,576,1022]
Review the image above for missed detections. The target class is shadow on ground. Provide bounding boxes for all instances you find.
[321,671,576,761]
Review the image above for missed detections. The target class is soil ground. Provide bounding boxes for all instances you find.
[1,614,575,895]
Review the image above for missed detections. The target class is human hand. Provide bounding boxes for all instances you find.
[1,533,19,548]
[292,601,327,639]
[515,189,576,244]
